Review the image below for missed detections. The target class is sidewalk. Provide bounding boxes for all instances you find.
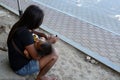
[1,0,120,73]
[0,3,120,80]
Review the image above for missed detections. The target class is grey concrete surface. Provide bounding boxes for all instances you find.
[0,6,120,80]
[0,0,120,73]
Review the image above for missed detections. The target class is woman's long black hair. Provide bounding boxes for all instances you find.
[7,5,44,43]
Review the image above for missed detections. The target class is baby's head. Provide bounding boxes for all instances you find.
[38,42,53,56]
[35,37,53,56]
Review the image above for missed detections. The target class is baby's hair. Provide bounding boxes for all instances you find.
[37,42,53,56]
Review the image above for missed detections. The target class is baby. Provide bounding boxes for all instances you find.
[24,33,53,58]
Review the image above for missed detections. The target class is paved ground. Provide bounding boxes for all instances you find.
[33,0,120,35]
[1,0,120,73]
[0,4,120,80]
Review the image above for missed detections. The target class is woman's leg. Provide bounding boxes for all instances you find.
[36,48,59,80]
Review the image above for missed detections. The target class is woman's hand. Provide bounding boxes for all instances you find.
[32,30,48,39]
[32,30,59,44]
[47,35,58,44]
[24,49,31,59]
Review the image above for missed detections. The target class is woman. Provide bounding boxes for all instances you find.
[7,5,58,80]
[24,34,54,58]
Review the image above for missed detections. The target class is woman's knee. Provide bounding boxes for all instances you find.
[52,54,58,61]
[51,48,59,60]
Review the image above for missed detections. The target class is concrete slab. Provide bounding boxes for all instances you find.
[0,0,120,73]
[0,6,120,80]
[0,50,25,80]
[0,11,6,17]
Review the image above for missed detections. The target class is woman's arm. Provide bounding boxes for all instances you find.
[32,30,59,44]
[25,44,41,60]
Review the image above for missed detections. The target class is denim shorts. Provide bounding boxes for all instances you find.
[15,60,40,76]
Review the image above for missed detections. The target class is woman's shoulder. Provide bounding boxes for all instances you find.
[16,27,29,34]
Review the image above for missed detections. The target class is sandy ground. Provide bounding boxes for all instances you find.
[0,6,120,80]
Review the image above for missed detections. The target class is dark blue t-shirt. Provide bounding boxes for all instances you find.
[7,27,34,71]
